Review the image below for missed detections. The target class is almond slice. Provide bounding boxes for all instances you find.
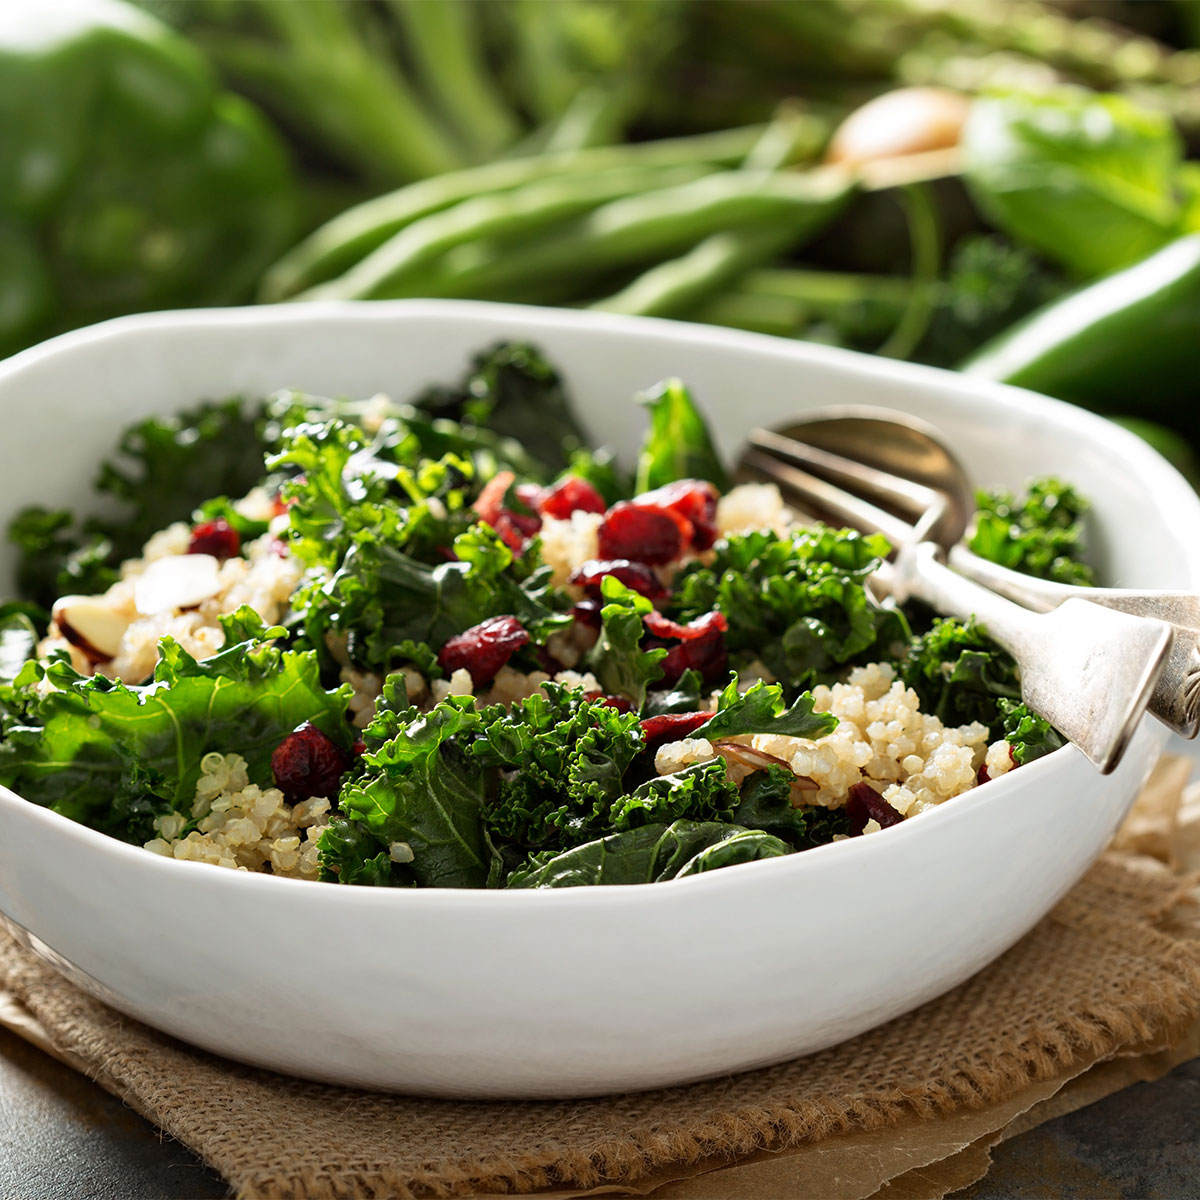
[133,554,221,615]
[53,595,132,661]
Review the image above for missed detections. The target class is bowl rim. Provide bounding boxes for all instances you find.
[1,299,1195,907]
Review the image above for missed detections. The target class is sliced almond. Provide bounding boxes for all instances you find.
[134,554,222,615]
[712,741,819,790]
[53,595,132,662]
[827,87,970,168]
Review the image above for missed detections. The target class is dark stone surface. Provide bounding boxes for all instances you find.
[1,1023,1196,1199]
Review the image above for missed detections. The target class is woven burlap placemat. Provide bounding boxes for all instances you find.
[3,759,1199,1200]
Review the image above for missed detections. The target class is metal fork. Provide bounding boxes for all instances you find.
[737,441,1174,772]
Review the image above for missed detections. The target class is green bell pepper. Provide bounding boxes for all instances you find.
[961,235,1200,429]
[0,0,298,357]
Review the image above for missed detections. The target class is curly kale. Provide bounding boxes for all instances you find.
[672,525,908,693]
[9,398,267,610]
[969,478,1095,586]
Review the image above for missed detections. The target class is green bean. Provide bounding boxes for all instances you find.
[260,124,777,302]
[377,167,856,303]
[592,205,846,319]
[385,0,521,159]
[302,163,719,302]
[690,290,812,338]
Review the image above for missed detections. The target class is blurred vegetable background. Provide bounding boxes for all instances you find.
[5,0,1200,465]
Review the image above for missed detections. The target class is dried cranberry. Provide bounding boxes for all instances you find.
[976,763,990,786]
[438,615,530,686]
[188,518,240,559]
[474,471,542,552]
[597,502,683,565]
[845,782,904,834]
[638,480,720,550]
[583,690,633,713]
[639,712,712,757]
[536,476,606,520]
[645,610,728,685]
[569,559,667,602]
[571,599,604,627]
[352,739,367,757]
[271,723,351,805]
[643,609,727,642]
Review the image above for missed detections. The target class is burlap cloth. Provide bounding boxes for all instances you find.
[3,758,1200,1200]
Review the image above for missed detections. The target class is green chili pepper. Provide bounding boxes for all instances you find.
[0,0,297,358]
[961,235,1200,425]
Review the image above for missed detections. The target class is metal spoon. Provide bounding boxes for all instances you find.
[740,408,1200,738]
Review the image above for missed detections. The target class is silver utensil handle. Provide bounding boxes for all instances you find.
[948,544,1200,738]
[896,544,1172,773]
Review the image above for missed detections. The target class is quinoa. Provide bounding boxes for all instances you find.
[143,752,331,878]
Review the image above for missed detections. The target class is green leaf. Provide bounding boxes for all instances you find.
[964,91,1184,279]
[635,377,729,493]
[701,678,838,741]
[673,526,905,693]
[643,668,704,717]
[336,697,489,888]
[0,634,350,841]
[610,759,740,831]
[585,575,666,710]
[999,699,1065,765]
[969,478,1094,586]
[899,617,1022,730]
[731,767,852,850]
[505,819,790,888]
[317,818,407,886]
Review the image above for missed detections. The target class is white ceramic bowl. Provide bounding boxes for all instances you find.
[1,302,1198,1099]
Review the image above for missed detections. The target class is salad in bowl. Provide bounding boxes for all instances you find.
[2,341,1080,891]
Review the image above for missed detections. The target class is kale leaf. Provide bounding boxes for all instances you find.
[413,342,588,477]
[8,398,266,610]
[0,610,350,842]
[999,699,1066,765]
[585,576,667,710]
[635,377,729,494]
[701,678,838,741]
[505,820,791,888]
[969,478,1094,586]
[899,617,1022,730]
[331,697,491,888]
[610,760,740,831]
[673,525,907,693]
[731,767,852,850]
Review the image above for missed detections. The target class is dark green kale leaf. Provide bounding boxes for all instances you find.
[999,699,1066,765]
[505,820,791,888]
[332,698,490,888]
[0,611,350,842]
[673,525,907,693]
[8,398,266,610]
[635,377,729,494]
[899,617,1022,730]
[472,684,644,848]
[413,342,588,476]
[317,818,406,887]
[969,478,1094,586]
[610,760,740,831]
[314,523,570,671]
[700,679,838,741]
[643,668,704,717]
[586,576,667,710]
[731,767,852,850]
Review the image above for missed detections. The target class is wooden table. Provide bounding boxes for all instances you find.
[2,1023,1196,1199]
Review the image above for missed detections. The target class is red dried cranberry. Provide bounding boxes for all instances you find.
[352,739,366,757]
[438,615,530,685]
[643,609,727,641]
[271,723,351,805]
[571,599,604,627]
[188,518,240,559]
[639,712,712,757]
[597,502,683,565]
[583,691,633,713]
[845,782,904,834]
[569,559,667,602]
[976,763,990,786]
[536,476,606,520]
[638,480,720,550]
[474,472,542,552]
